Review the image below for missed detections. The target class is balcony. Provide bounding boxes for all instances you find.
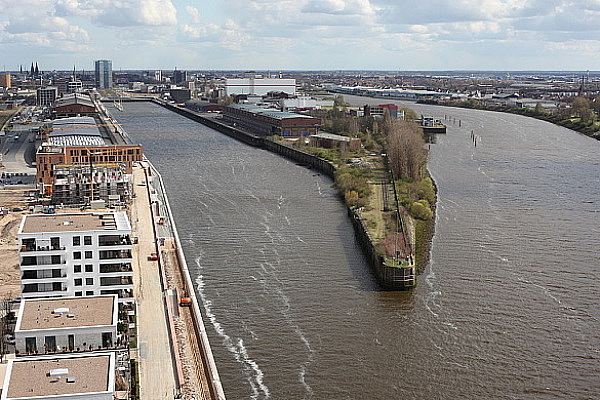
[20,245,66,253]
[99,250,132,260]
[98,235,132,247]
[21,270,67,280]
[100,276,133,287]
[22,283,67,294]
[100,263,133,273]
[21,256,66,267]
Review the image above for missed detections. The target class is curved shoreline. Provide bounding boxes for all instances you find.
[153,100,418,289]
[418,100,600,140]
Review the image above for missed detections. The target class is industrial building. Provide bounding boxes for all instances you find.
[224,77,296,96]
[95,60,113,89]
[13,295,119,355]
[1,353,116,400]
[223,104,321,137]
[18,212,134,304]
[51,93,97,118]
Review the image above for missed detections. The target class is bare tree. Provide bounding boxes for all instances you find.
[387,121,426,181]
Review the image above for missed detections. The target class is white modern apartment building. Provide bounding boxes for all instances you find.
[224,77,296,96]
[14,295,118,355]
[18,213,134,304]
[1,353,115,400]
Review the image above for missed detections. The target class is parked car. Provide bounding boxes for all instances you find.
[147,253,159,261]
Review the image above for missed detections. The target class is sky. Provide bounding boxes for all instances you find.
[0,0,599,71]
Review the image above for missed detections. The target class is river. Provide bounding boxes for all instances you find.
[110,99,600,399]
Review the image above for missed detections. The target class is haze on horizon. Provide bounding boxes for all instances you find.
[1,0,599,72]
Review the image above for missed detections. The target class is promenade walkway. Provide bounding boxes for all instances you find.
[130,165,177,399]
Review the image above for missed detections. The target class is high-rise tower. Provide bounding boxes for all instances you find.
[94,59,113,89]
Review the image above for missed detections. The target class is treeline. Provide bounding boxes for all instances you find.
[310,97,418,152]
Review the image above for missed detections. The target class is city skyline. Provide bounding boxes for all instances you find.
[1,0,600,71]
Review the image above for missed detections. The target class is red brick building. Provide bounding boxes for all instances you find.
[51,93,97,118]
[223,104,321,137]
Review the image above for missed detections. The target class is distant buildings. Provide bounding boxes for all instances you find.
[0,73,11,88]
[172,68,187,84]
[363,104,403,119]
[94,60,113,89]
[36,87,59,106]
[224,77,296,96]
[18,212,134,304]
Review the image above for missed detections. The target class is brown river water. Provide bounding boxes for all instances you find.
[112,99,599,399]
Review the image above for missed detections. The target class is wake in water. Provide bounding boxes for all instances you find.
[195,258,270,399]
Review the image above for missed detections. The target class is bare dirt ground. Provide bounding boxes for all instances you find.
[0,188,32,300]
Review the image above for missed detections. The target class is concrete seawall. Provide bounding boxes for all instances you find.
[146,159,227,400]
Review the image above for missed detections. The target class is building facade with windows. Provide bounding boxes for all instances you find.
[18,213,134,304]
[37,87,59,106]
[94,60,113,89]
[13,295,118,355]
[224,77,296,96]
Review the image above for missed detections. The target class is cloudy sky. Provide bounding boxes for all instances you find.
[1,0,599,71]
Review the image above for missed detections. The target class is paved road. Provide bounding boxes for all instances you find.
[1,122,38,182]
[130,164,177,400]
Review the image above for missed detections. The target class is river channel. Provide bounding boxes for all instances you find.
[111,100,599,399]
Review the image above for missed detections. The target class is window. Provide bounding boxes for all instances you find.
[86,291,94,296]
[44,336,56,352]
[74,278,82,286]
[74,265,81,273]
[73,251,81,260]
[85,264,93,272]
[84,251,93,259]
[102,332,113,347]
[86,278,93,285]
[26,337,37,353]
[75,291,82,297]
[84,236,92,245]
[72,236,80,246]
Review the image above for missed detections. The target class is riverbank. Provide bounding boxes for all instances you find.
[153,100,419,289]
[417,99,600,140]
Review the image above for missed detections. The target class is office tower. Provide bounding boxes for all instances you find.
[95,59,113,89]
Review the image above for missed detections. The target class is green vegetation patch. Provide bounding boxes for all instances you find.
[335,165,372,208]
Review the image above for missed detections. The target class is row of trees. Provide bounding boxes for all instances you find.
[383,115,427,182]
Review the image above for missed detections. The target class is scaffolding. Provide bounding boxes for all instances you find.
[51,164,132,207]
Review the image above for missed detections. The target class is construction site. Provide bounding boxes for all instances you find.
[0,91,225,399]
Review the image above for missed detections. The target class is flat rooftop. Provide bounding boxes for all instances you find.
[17,296,115,331]
[5,355,112,398]
[20,212,130,234]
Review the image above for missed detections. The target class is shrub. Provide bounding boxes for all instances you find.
[409,200,433,220]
